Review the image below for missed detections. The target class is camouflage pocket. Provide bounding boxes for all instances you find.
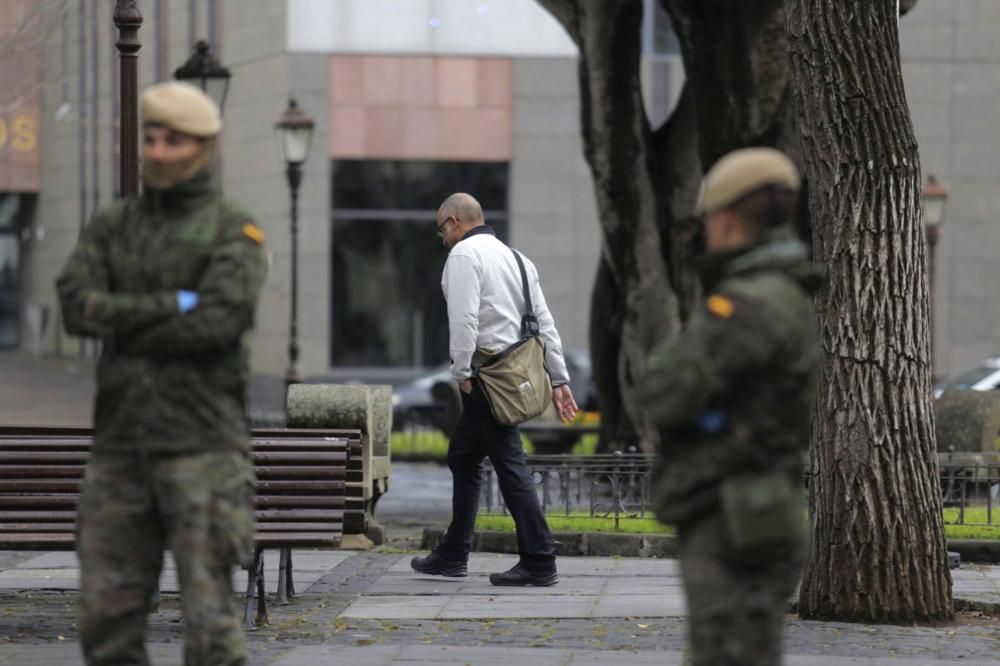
[719,473,805,568]
[210,455,256,569]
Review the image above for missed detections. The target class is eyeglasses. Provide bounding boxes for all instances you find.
[436,216,455,239]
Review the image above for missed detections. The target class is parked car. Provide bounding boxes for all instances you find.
[934,357,1000,399]
[392,350,597,447]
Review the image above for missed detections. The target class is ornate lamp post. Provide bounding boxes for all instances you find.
[275,100,315,386]
[113,1,143,197]
[174,40,232,113]
[922,174,948,378]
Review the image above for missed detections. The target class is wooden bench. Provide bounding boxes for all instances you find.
[0,426,363,627]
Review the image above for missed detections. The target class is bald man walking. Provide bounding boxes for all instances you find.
[412,193,577,586]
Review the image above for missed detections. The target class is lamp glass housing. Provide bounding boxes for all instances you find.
[275,99,315,165]
[173,40,232,113]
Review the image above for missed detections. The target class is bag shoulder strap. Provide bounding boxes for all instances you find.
[508,246,540,338]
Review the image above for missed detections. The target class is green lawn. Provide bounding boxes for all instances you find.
[390,430,600,459]
[475,510,1000,540]
[476,512,673,535]
[943,507,1000,539]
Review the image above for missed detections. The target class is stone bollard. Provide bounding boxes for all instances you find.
[285,383,393,544]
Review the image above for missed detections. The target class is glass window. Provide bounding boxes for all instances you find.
[653,6,680,55]
[642,0,680,56]
[331,160,509,368]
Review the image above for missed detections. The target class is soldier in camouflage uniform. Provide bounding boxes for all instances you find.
[638,148,822,666]
[56,81,267,666]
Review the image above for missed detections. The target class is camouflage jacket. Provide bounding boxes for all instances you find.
[637,237,822,525]
[56,171,268,457]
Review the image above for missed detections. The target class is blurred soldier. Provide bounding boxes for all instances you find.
[411,193,577,586]
[638,148,821,666]
[57,81,267,666]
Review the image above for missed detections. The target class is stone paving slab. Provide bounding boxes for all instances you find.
[0,643,181,665]
[345,555,691,620]
[369,575,608,596]
[387,554,683,576]
[2,642,999,666]
[264,644,1000,666]
[0,550,350,595]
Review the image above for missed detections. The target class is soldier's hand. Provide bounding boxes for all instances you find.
[552,385,578,423]
[176,290,199,313]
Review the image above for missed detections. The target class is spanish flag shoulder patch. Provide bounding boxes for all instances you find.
[242,223,265,245]
[705,295,735,320]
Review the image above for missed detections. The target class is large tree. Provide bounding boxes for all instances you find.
[536,0,795,452]
[538,0,952,622]
[786,0,952,622]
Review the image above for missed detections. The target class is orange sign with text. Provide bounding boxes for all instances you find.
[0,0,41,192]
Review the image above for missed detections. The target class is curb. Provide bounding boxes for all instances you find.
[947,539,1000,565]
[422,529,1000,565]
[420,529,999,614]
[421,528,678,558]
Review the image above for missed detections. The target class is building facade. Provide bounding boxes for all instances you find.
[5,0,648,381]
[11,1,984,384]
[900,0,1000,378]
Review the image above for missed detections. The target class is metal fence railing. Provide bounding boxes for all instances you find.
[939,453,1000,527]
[479,451,1000,529]
[481,450,657,527]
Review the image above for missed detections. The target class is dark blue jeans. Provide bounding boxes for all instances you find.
[434,381,556,574]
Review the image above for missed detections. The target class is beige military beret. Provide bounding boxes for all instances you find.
[696,147,800,215]
[139,81,221,137]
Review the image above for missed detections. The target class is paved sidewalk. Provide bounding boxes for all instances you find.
[0,551,997,665]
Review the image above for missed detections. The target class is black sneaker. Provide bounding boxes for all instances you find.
[489,564,558,587]
[410,552,468,578]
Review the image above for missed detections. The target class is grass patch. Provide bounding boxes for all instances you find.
[390,430,450,459]
[476,510,1000,541]
[391,428,600,460]
[945,524,1000,540]
[944,507,1000,539]
[475,512,674,535]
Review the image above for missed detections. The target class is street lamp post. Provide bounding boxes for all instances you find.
[275,100,315,387]
[922,174,948,378]
[173,40,232,113]
[113,1,143,197]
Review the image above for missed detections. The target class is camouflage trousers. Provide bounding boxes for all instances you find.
[77,450,255,666]
[677,510,805,666]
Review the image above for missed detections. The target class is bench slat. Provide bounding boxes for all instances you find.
[256,480,346,493]
[0,427,363,553]
[0,452,89,464]
[0,466,84,478]
[0,496,79,508]
[0,511,77,521]
[0,533,76,548]
[254,533,341,546]
[252,522,342,532]
[254,509,345,520]
[254,496,345,508]
[0,523,76,532]
[251,452,348,464]
[0,481,82,493]
[255,466,346,479]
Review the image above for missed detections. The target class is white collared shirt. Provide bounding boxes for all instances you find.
[441,228,570,386]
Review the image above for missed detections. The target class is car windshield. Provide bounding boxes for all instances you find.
[940,365,999,390]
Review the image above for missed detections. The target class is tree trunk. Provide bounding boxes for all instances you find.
[538,0,678,452]
[787,0,953,622]
[539,0,794,451]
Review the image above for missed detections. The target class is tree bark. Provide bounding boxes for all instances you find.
[787,0,953,622]
[539,0,794,451]
[538,0,678,452]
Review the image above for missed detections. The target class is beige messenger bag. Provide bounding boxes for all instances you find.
[473,248,552,426]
